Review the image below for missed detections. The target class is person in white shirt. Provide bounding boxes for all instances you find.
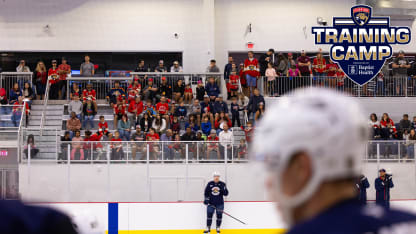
[16,60,31,72]
[219,123,234,159]
[170,61,183,72]
[68,95,83,119]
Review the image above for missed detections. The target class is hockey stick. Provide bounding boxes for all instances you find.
[209,205,247,225]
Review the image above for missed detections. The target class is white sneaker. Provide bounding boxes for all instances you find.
[203,227,210,233]
[216,227,221,233]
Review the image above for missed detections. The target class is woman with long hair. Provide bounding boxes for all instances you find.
[9,83,21,104]
[24,134,39,159]
[34,61,47,100]
[152,114,167,135]
[22,82,35,107]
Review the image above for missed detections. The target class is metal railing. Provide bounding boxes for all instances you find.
[39,78,51,136]
[0,72,33,96]
[260,76,416,97]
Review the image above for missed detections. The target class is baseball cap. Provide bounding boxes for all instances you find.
[161,76,166,81]
[210,129,216,134]
[288,52,293,56]
[268,48,275,53]
[218,94,223,98]
[148,78,153,82]
[204,95,209,98]
[52,60,57,63]
[379,168,386,172]
[197,80,202,84]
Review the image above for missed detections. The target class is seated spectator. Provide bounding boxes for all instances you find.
[69,95,83,120]
[143,78,158,102]
[0,88,7,115]
[412,116,416,130]
[71,130,84,160]
[219,123,233,159]
[82,98,97,130]
[230,96,243,127]
[156,96,170,124]
[399,114,412,134]
[128,96,144,125]
[16,59,30,72]
[196,80,206,102]
[111,131,124,160]
[70,83,82,100]
[143,99,157,117]
[255,102,265,121]
[201,95,214,125]
[206,130,220,159]
[185,115,200,133]
[174,101,188,119]
[88,131,104,160]
[215,112,232,133]
[181,127,196,141]
[113,101,127,129]
[237,139,247,160]
[21,82,35,107]
[24,134,39,159]
[117,114,131,141]
[59,131,71,160]
[161,129,174,160]
[9,83,22,104]
[173,79,185,103]
[131,125,146,160]
[11,96,29,127]
[201,116,212,136]
[66,112,82,138]
[83,83,97,109]
[171,116,181,135]
[170,61,183,72]
[146,128,160,160]
[368,113,381,139]
[206,59,220,73]
[380,113,397,139]
[107,81,126,106]
[190,99,201,125]
[406,129,416,159]
[139,112,153,133]
[30,61,48,100]
[154,60,167,72]
[98,116,109,135]
[184,83,193,104]
[172,134,184,159]
[127,78,142,103]
[48,60,60,100]
[213,95,229,117]
[152,114,167,135]
[205,77,220,101]
[158,77,172,99]
[245,88,265,124]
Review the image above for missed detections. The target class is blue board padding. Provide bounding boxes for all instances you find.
[108,203,119,234]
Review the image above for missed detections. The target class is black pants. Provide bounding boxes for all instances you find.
[24,148,39,158]
[111,148,124,160]
[49,83,59,99]
[231,113,241,127]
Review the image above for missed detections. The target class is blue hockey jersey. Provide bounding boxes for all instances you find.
[204,181,229,206]
[287,199,416,234]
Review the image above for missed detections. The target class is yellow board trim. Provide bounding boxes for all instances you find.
[107,229,286,234]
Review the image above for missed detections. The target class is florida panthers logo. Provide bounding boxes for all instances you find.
[211,187,220,196]
[352,6,370,26]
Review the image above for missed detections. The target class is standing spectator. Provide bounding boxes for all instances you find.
[118,114,131,141]
[48,60,59,100]
[228,64,239,98]
[142,78,158,102]
[219,123,233,159]
[255,102,265,122]
[59,131,72,160]
[170,61,183,72]
[230,97,243,127]
[392,50,410,95]
[375,61,390,96]
[206,59,220,73]
[297,50,311,77]
[57,57,71,99]
[184,83,193,104]
[244,51,260,95]
[287,52,297,68]
[399,114,412,135]
[9,83,22,104]
[313,52,327,78]
[173,79,185,103]
[131,125,146,160]
[265,63,278,96]
[128,96,144,125]
[196,80,206,101]
[375,169,394,209]
[152,114,167,135]
[223,56,233,80]
[111,131,124,160]
[356,175,370,205]
[259,49,275,76]
[66,112,81,138]
[69,95,83,119]
[205,77,220,100]
[155,60,167,72]
[82,98,97,130]
[80,55,95,77]
[326,59,339,88]
[24,134,39,159]
[158,77,172,99]
[33,61,48,100]
[206,130,220,159]
[275,53,288,76]
[70,130,84,160]
[16,59,30,72]
[245,88,265,123]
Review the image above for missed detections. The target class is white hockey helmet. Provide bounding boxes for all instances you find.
[213,171,221,177]
[253,88,368,225]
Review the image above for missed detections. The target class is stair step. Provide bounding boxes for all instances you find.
[30,110,63,116]
[31,105,64,111]
[30,115,63,120]
[29,120,62,126]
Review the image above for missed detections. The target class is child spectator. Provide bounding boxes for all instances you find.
[83,130,93,160]
[139,112,153,133]
[82,98,97,130]
[66,112,81,138]
[9,83,21,104]
[171,116,181,135]
[117,114,131,141]
[205,77,220,101]
[98,116,109,135]
[230,97,243,127]
[174,101,188,119]
[143,99,157,117]
[196,80,206,102]
[201,116,212,136]
[11,96,29,127]
[83,83,97,110]
[152,114,167,135]
[24,134,39,159]
[70,83,82,100]
[128,95,144,125]
[184,83,193,104]
[71,130,84,160]
[113,102,126,129]
[107,81,126,106]
[229,64,240,98]
[111,131,124,160]
[265,62,278,96]
[237,139,247,160]
[173,79,185,103]
[206,130,220,160]
[69,95,83,119]
[241,121,254,145]
[127,78,142,103]
[287,64,300,77]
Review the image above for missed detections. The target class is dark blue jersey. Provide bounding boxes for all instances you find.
[0,200,77,234]
[204,181,229,206]
[287,199,416,234]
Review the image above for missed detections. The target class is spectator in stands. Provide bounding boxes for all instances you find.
[128,95,144,125]
[174,101,187,119]
[161,129,174,160]
[313,52,327,79]
[57,57,71,99]
[24,134,39,159]
[406,129,416,159]
[98,115,109,135]
[213,95,228,117]
[0,88,8,116]
[158,77,172,99]
[201,95,214,125]
[155,60,168,72]
[83,130,93,160]
[219,123,233,159]
[82,97,97,130]
[206,130,220,159]
[287,52,296,68]
[244,51,260,96]
[111,131,124,160]
[229,64,239,98]
[201,115,212,136]
[83,83,97,110]
[170,61,183,72]
[241,120,254,146]
[80,55,94,77]
[139,112,153,133]
[107,81,126,106]
[237,139,247,160]
[143,78,158,103]
[185,114,200,132]
[375,60,390,96]
[9,83,22,104]
[113,101,126,130]
[67,112,81,138]
[196,80,206,101]
[259,49,275,76]
[230,97,243,127]
[206,59,220,73]
[265,62,278,96]
[255,102,265,122]
[59,131,71,160]
[245,88,265,123]
[297,50,311,76]
[172,134,184,159]
[181,127,196,141]
[215,112,232,132]
[224,56,234,80]
[48,60,59,100]
[184,83,193,104]
[131,125,145,160]
[392,50,410,95]
[135,59,148,72]
[90,131,104,160]
[275,53,288,76]
[326,59,339,88]
[190,99,201,125]
[152,114,167,135]
[368,113,381,139]
[156,96,170,124]
[143,99,157,117]
[69,95,83,120]
[205,77,220,101]
[173,79,185,103]
[380,113,397,139]
[239,63,248,96]
[16,59,30,72]
[399,114,412,134]
[171,116,181,135]
[34,61,48,100]
[117,114,131,141]
[412,116,416,130]
[11,96,29,127]
[21,82,35,107]
[71,130,84,160]
[127,78,142,103]
[70,83,81,100]
[146,127,160,159]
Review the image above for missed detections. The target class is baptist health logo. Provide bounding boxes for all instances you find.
[312,5,411,85]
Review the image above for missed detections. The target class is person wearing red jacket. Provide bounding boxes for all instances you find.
[12,96,30,127]
[82,83,97,109]
[127,79,142,103]
[98,116,109,135]
[156,96,170,125]
[90,131,104,160]
[113,102,126,128]
[229,71,240,98]
[313,52,327,86]
[243,51,260,96]
[48,60,60,100]
[128,96,144,125]
[146,128,160,160]
[380,113,397,139]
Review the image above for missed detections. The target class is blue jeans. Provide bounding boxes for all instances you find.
[246,74,257,87]
[375,81,385,96]
[83,115,95,129]
[118,129,131,141]
[11,113,22,127]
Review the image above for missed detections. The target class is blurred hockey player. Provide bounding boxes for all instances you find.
[253,88,416,233]
[356,174,370,205]
[203,171,229,234]
[375,168,394,209]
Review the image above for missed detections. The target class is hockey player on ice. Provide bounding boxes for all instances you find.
[253,88,416,234]
[203,171,229,234]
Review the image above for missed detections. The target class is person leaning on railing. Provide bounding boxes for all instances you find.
[70,130,84,160]
[59,131,71,161]
[66,112,81,138]
[131,125,146,160]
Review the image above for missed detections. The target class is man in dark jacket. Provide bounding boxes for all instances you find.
[223,57,233,80]
[245,88,265,121]
[205,77,220,100]
[259,49,275,76]
[375,168,394,209]
[212,95,229,116]
[356,174,370,204]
